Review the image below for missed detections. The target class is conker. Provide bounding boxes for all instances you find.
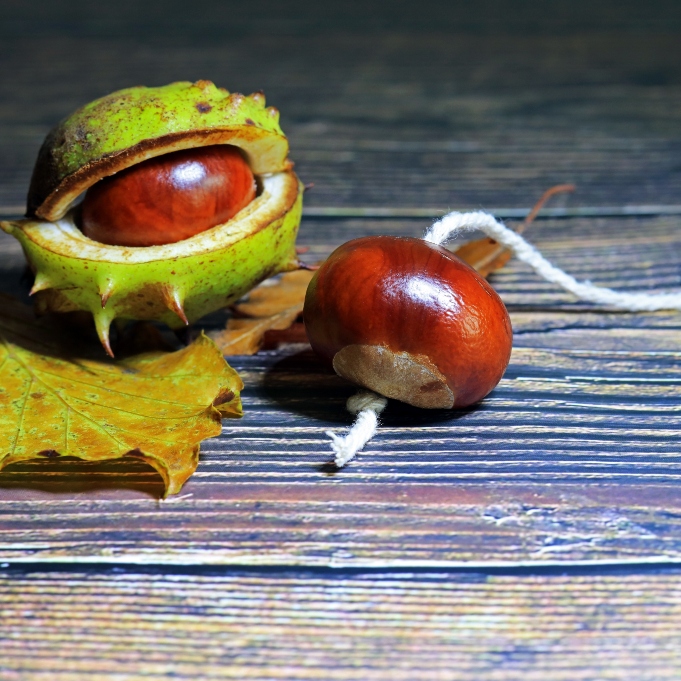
[303,236,513,409]
[80,145,256,247]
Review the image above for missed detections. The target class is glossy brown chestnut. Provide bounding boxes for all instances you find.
[80,144,256,247]
[303,236,513,409]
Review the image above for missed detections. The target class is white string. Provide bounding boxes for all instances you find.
[424,210,681,311]
[326,391,387,467]
[327,209,681,466]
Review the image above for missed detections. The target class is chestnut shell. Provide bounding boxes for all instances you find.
[80,145,257,247]
[303,236,513,408]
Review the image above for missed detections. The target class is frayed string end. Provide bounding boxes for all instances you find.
[326,391,388,467]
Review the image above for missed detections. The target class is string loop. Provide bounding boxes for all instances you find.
[326,209,681,466]
[424,210,681,312]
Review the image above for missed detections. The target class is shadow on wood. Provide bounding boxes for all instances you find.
[261,347,479,427]
[0,456,164,498]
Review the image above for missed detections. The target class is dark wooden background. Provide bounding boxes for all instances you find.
[2,1,681,678]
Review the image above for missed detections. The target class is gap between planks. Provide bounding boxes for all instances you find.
[2,554,681,571]
[4,205,681,219]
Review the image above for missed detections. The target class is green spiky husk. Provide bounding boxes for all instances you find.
[6,80,304,354]
[2,175,303,351]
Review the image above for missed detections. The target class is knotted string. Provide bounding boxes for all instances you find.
[327,209,681,467]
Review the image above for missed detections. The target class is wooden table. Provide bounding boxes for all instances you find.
[1,2,681,678]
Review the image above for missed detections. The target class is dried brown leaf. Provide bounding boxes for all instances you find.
[210,269,315,355]
[454,238,512,277]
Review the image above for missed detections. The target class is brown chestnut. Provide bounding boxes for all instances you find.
[80,145,256,247]
[303,236,513,409]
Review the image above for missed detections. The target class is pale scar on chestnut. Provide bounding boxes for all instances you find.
[333,344,455,409]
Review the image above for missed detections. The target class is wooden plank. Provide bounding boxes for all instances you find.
[2,31,681,209]
[299,206,681,219]
[1,567,681,680]
[1,332,681,566]
[4,0,681,37]
[4,117,681,211]
[0,210,679,566]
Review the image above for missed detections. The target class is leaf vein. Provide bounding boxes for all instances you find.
[11,375,33,457]
[5,343,129,454]
[65,394,208,420]
[32,368,213,407]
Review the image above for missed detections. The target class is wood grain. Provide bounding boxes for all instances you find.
[0,210,680,566]
[1,3,681,675]
[1,567,681,680]
[3,31,681,210]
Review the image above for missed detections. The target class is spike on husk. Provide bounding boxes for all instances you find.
[29,271,54,296]
[93,309,115,357]
[249,91,266,107]
[162,285,188,325]
[98,279,115,308]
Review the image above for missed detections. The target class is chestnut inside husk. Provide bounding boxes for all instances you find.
[79,145,257,247]
[1,80,304,355]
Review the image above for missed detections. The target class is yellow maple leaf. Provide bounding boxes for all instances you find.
[0,296,242,496]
